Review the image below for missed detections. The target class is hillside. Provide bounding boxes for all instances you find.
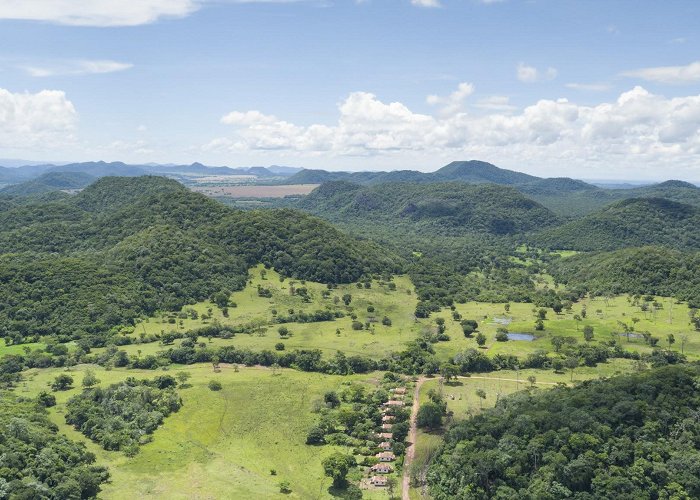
[549,246,700,307]
[429,364,700,499]
[0,171,95,195]
[0,176,400,345]
[533,197,700,251]
[299,181,560,236]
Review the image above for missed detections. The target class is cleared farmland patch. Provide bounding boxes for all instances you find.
[192,183,320,198]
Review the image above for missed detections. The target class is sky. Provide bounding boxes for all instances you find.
[0,0,700,180]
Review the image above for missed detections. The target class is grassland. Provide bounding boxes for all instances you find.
[119,266,699,366]
[127,265,423,359]
[432,294,697,361]
[18,363,393,499]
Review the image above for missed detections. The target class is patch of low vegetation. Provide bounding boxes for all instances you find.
[65,376,182,455]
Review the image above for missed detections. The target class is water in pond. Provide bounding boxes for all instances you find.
[507,333,535,341]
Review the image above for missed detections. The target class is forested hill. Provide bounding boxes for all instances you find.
[533,197,700,251]
[428,364,700,499]
[287,160,539,185]
[548,246,700,307]
[0,176,400,345]
[0,171,95,196]
[298,181,560,236]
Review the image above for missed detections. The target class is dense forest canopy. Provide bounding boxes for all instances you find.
[0,176,400,345]
[0,391,109,498]
[533,198,700,251]
[428,364,700,499]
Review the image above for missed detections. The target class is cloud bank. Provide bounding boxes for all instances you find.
[208,85,700,172]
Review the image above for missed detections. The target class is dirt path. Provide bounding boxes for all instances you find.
[402,376,426,500]
[401,374,560,499]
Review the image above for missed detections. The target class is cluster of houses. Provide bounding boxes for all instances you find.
[369,387,407,488]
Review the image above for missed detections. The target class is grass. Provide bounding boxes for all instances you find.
[430,294,697,361]
[127,265,423,360]
[18,363,390,499]
[111,267,699,367]
[0,340,44,356]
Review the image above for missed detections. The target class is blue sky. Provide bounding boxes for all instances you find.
[1,0,699,179]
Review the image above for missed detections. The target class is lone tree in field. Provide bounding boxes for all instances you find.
[583,325,594,342]
[81,369,100,389]
[176,371,191,387]
[475,332,487,347]
[475,389,487,409]
[527,375,537,387]
[51,374,73,391]
[322,452,356,488]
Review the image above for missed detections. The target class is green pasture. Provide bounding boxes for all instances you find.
[17,363,390,499]
[129,265,422,359]
[432,295,697,360]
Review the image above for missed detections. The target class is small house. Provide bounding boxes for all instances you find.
[371,463,393,474]
[392,387,407,395]
[376,432,393,440]
[376,451,396,462]
[382,423,393,431]
[379,441,392,451]
[370,475,388,486]
[382,415,395,422]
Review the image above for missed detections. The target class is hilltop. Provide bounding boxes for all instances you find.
[533,197,700,251]
[299,181,559,236]
[0,171,95,196]
[0,176,400,345]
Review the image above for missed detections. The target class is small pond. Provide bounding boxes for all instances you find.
[507,333,535,341]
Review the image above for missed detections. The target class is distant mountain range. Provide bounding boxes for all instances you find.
[0,161,303,187]
[289,161,700,217]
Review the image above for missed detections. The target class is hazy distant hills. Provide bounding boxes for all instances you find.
[0,161,303,187]
[0,172,95,196]
[290,160,700,217]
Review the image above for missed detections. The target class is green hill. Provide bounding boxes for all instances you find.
[534,197,700,251]
[549,246,700,307]
[299,181,559,236]
[0,171,95,196]
[0,176,400,345]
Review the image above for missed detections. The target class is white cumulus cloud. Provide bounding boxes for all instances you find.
[0,0,198,26]
[210,84,700,174]
[411,0,441,7]
[427,82,474,116]
[622,61,700,85]
[0,88,77,148]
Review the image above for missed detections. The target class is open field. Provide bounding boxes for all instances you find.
[433,295,697,361]
[118,266,700,366]
[192,184,319,198]
[127,265,423,359]
[18,363,391,499]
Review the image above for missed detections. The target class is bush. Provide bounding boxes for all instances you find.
[208,380,222,391]
[51,373,74,391]
[275,342,285,351]
[495,330,509,342]
[351,321,363,331]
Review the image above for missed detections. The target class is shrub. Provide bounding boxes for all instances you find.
[208,380,222,391]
